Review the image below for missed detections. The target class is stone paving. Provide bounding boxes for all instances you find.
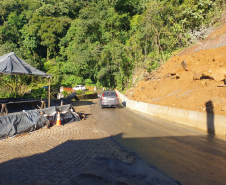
[0,101,176,185]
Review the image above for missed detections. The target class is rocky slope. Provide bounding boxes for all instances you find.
[125,23,226,116]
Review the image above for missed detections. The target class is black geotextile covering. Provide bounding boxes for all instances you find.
[37,104,80,126]
[0,112,48,139]
[62,92,77,105]
[0,104,80,139]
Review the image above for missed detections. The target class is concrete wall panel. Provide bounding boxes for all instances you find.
[146,104,157,116]
[136,102,149,113]
[115,89,226,137]
[127,99,137,110]
[172,108,189,124]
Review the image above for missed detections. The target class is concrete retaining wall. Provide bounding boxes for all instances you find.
[116,90,226,137]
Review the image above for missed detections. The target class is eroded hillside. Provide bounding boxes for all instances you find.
[126,24,226,116]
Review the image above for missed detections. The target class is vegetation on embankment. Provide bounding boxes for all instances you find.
[0,0,225,93]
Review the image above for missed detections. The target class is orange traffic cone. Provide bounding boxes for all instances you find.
[56,112,61,126]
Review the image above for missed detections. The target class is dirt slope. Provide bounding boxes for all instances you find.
[126,24,226,116]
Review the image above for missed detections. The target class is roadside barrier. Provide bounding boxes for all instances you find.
[115,90,226,137]
[136,102,148,113]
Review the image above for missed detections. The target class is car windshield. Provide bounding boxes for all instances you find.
[103,92,116,97]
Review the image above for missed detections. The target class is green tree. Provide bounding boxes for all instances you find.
[24,14,71,60]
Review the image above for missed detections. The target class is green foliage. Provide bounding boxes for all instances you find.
[62,76,77,87]
[147,61,160,72]
[28,88,47,99]
[0,42,18,56]
[61,90,68,97]
[85,79,93,86]
[85,91,95,95]
[0,89,9,98]
[5,93,17,98]
[75,77,84,85]
[0,0,224,91]
[76,90,83,95]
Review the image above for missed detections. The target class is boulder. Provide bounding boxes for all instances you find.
[176,73,180,79]
[163,73,171,79]
[205,80,215,86]
[181,60,188,70]
[193,73,202,80]
[211,68,226,81]
[202,71,214,79]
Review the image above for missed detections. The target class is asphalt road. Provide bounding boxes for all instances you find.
[91,99,226,185]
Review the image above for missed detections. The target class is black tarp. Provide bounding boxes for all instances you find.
[61,92,77,105]
[0,112,48,139]
[37,104,80,126]
[0,104,80,139]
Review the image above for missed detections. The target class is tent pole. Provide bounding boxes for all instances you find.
[16,75,17,98]
[48,77,50,107]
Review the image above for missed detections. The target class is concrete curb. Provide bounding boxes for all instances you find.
[116,90,226,137]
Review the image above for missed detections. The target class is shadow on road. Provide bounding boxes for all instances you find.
[70,100,96,107]
[0,132,225,185]
[110,133,226,185]
[0,134,177,185]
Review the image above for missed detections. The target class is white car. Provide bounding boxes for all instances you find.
[73,85,86,91]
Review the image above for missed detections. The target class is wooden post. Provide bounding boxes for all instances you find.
[48,77,50,107]
[0,104,4,115]
[41,101,46,109]
[1,104,8,115]
[15,75,17,98]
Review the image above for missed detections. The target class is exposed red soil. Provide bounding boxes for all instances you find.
[126,24,226,116]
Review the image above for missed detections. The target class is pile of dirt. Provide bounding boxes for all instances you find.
[125,23,226,116]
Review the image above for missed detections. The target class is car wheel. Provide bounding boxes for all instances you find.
[100,104,104,109]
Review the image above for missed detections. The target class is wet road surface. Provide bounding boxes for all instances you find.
[0,100,176,185]
[92,99,226,185]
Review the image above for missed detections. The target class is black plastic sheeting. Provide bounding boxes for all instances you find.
[0,104,80,139]
[37,104,80,126]
[0,112,48,139]
[61,92,77,105]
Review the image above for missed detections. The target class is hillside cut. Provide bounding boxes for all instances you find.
[126,24,226,116]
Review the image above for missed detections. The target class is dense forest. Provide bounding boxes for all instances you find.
[0,0,225,96]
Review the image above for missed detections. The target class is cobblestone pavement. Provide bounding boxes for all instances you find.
[0,101,176,185]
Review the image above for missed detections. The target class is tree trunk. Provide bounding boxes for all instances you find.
[47,48,49,61]
[144,33,147,69]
